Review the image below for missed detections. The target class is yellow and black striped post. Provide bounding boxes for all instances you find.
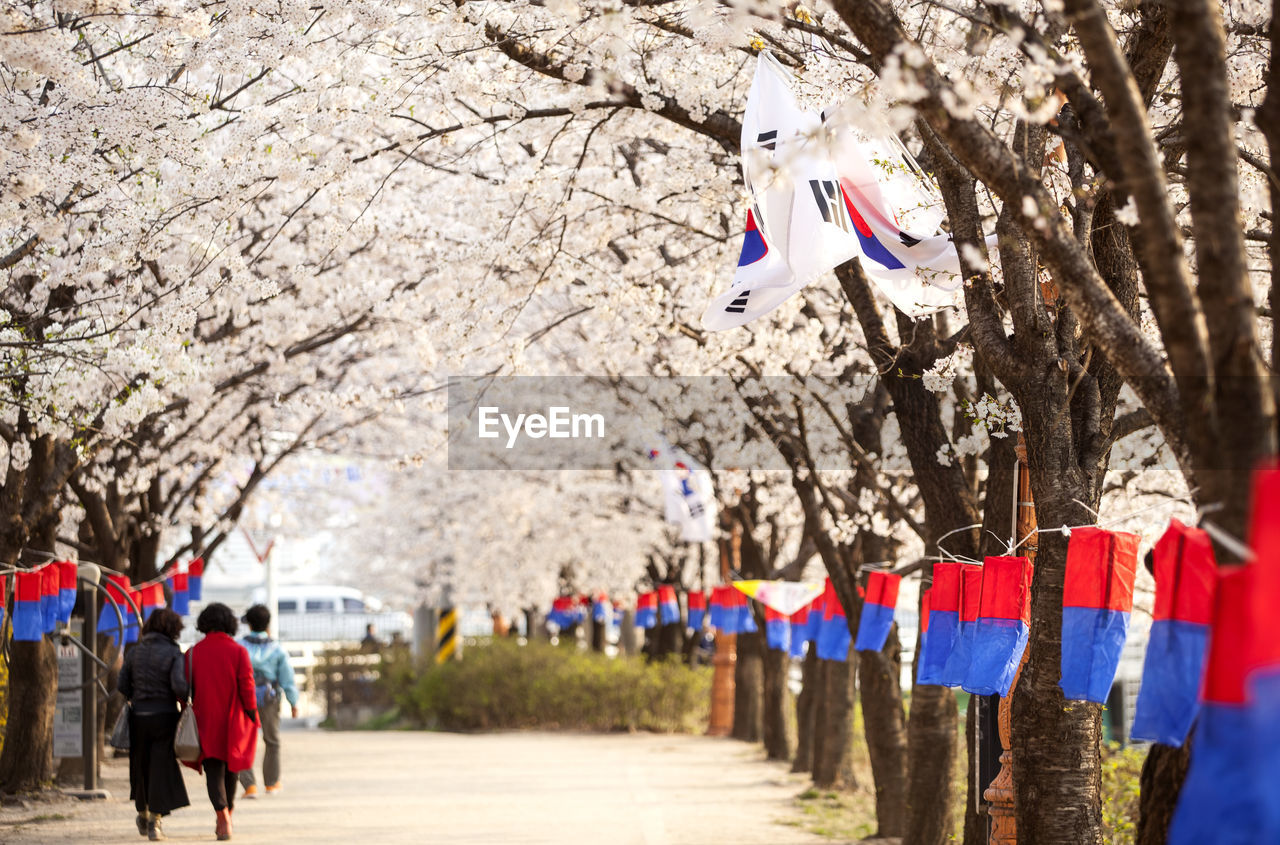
[435,607,459,664]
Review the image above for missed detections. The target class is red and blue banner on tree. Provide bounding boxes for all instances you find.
[126,588,142,643]
[918,562,961,685]
[13,570,44,641]
[1130,519,1216,746]
[1245,463,1280,840]
[549,596,583,629]
[1060,527,1140,703]
[940,564,983,686]
[917,588,931,673]
[737,589,758,634]
[658,585,680,626]
[765,607,790,652]
[170,571,190,617]
[57,561,77,624]
[635,592,658,629]
[0,574,6,632]
[101,574,131,646]
[686,590,706,631]
[1169,566,1267,843]
[188,557,204,601]
[708,586,728,631]
[963,556,1033,697]
[592,595,612,626]
[816,579,850,662]
[788,602,813,658]
[854,571,901,652]
[41,563,59,632]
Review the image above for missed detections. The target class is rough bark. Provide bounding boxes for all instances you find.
[761,646,790,761]
[811,656,856,790]
[962,700,986,845]
[792,646,820,774]
[0,640,59,792]
[1136,743,1191,845]
[859,624,908,837]
[732,624,764,743]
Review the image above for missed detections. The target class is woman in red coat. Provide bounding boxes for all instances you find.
[187,603,258,840]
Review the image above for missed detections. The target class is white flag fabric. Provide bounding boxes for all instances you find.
[733,579,825,615]
[647,438,716,543]
[703,53,978,330]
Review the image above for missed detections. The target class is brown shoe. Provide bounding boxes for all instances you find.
[215,808,232,840]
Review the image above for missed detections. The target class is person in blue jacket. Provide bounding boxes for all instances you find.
[237,604,299,797]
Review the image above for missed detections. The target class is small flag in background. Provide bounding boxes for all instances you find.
[1060,527,1140,703]
[40,564,59,632]
[940,564,983,687]
[658,585,680,626]
[816,579,850,662]
[171,571,190,617]
[188,557,204,601]
[142,583,165,622]
[687,591,706,631]
[636,592,658,629]
[964,556,1033,697]
[732,580,825,616]
[854,571,901,653]
[764,607,790,652]
[57,561,77,625]
[1131,520,1216,746]
[14,570,44,641]
[918,562,961,685]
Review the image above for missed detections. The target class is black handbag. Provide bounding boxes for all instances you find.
[109,702,131,750]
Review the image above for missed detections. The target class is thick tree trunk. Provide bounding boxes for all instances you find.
[657,621,683,659]
[1137,743,1190,845]
[761,645,790,761]
[0,640,59,792]
[812,656,856,789]
[962,698,986,845]
[859,624,908,837]
[792,646,819,774]
[590,614,607,652]
[732,626,763,743]
[618,609,637,655]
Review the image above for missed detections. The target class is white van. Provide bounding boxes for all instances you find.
[249,585,413,644]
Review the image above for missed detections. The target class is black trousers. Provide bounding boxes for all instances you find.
[129,711,190,816]
[203,757,239,811]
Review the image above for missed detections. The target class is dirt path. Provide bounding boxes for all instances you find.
[0,729,835,844]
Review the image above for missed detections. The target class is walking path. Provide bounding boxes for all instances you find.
[0,729,833,844]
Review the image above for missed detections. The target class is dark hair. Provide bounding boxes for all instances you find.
[243,604,271,633]
[142,607,184,640]
[196,602,239,635]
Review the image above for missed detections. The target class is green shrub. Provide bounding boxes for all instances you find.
[387,639,711,733]
[1101,742,1146,845]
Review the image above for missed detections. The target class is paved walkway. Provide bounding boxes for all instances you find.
[0,729,832,844]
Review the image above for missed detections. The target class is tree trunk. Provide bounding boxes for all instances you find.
[1137,743,1190,845]
[590,614,606,652]
[812,656,856,789]
[657,621,683,659]
[619,609,637,656]
[962,698,986,845]
[860,624,908,837]
[732,626,763,742]
[762,645,790,761]
[792,646,819,774]
[0,640,59,792]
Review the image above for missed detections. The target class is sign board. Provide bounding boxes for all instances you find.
[53,621,84,759]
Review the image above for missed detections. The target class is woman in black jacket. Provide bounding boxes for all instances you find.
[118,608,190,840]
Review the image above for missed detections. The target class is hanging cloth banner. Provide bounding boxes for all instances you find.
[918,562,961,686]
[686,591,706,631]
[13,569,44,641]
[1060,527,1140,703]
[735,589,758,635]
[188,557,204,601]
[1169,566,1267,844]
[816,579,850,662]
[708,585,728,632]
[1245,464,1280,840]
[732,579,825,616]
[592,596,613,626]
[788,601,813,658]
[940,564,983,687]
[142,582,165,622]
[854,571,901,652]
[57,561,77,625]
[102,574,131,647]
[765,607,790,652]
[964,556,1033,697]
[171,571,191,617]
[918,588,932,672]
[125,588,142,644]
[635,592,658,630]
[804,588,826,645]
[1130,519,1216,746]
[0,574,6,632]
[40,564,59,633]
[549,596,581,629]
[657,585,680,626]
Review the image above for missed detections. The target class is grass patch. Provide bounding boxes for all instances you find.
[386,639,711,733]
[794,787,876,841]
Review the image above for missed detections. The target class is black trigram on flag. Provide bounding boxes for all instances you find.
[757,130,777,151]
[724,290,751,314]
[809,180,853,232]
